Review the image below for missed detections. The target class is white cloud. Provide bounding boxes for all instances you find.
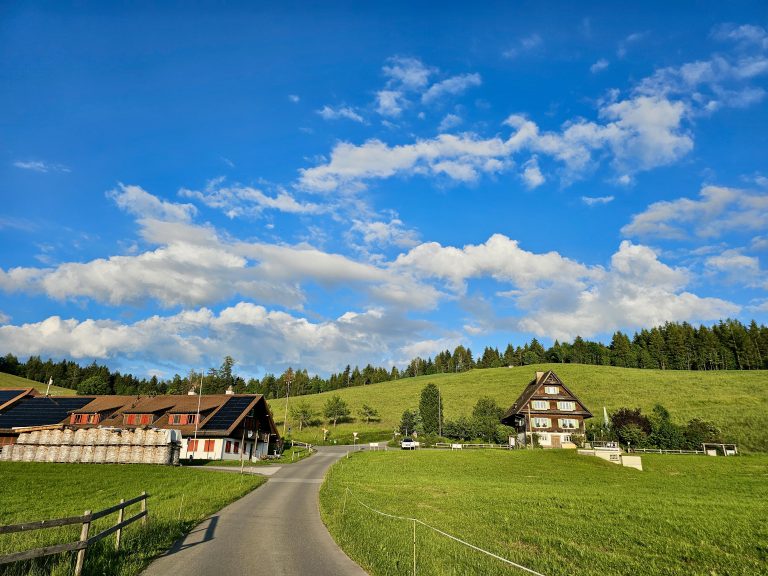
[590,58,609,73]
[394,233,596,293]
[0,311,10,324]
[622,185,768,239]
[13,160,71,173]
[108,183,197,222]
[375,90,404,117]
[582,195,615,206]
[438,113,462,132]
[288,94,300,103]
[317,105,364,122]
[517,241,738,340]
[705,249,766,288]
[521,157,545,189]
[382,56,432,90]
[351,218,420,248]
[0,304,431,374]
[179,178,323,217]
[711,23,768,49]
[422,73,482,104]
[617,32,646,58]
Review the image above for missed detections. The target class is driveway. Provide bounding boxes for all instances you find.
[142,446,367,576]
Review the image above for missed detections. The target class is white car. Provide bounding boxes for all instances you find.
[400,437,418,450]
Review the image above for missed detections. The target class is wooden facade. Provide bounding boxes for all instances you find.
[501,370,592,448]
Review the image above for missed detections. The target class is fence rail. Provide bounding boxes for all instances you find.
[0,492,149,575]
[631,448,704,455]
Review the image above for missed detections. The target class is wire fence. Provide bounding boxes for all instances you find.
[341,487,547,576]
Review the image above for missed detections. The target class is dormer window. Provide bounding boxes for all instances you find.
[124,414,153,425]
[70,413,99,424]
[545,386,559,394]
[169,414,199,425]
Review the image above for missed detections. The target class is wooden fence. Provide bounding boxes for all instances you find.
[0,492,149,575]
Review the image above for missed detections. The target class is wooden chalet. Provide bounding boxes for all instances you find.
[0,390,280,461]
[501,370,592,448]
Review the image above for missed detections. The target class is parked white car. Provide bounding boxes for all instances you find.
[400,437,418,450]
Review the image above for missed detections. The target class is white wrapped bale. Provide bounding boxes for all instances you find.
[33,445,47,462]
[45,445,59,462]
[93,444,106,463]
[58,444,71,463]
[68,444,82,463]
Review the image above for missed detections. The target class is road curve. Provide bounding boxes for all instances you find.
[142,446,367,576]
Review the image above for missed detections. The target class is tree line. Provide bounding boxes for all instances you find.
[1,318,766,398]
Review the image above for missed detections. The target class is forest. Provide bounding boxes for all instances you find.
[1,318,766,399]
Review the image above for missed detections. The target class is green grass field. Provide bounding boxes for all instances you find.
[269,364,768,452]
[0,372,75,395]
[0,462,265,576]
[320,450,768,576]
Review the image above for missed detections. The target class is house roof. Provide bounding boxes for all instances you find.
[501,370,593,424]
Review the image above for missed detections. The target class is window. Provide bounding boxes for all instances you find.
[187,439,198,452]
[71,414,85,424]
[557,401,575,411]
[531,400,549,410]
[125,414,152,425]
[225,440,232,453]
[204,440,215,452]
[563,435,572,443]
[559,418,578,429]
[234,441,239,453]
[533,417,551,429]
[544,386,559,394]
[170,414,198,425]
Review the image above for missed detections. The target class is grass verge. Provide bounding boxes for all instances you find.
[320,449,768,576]
[0,462,265,576]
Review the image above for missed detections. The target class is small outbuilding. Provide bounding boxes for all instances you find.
[501,370,592,448]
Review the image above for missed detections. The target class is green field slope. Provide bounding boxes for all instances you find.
[0,462,264,576]
[320,450,768,576]
[0,372,75,395]
[269,364,768,451]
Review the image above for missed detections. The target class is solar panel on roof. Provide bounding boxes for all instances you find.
[0,390,24,405]
[203,396,254,431]
[0,397,94,428]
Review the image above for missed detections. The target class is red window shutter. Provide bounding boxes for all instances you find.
[204,439,214,452]
[225,441,231,453]
[234,442,239,453]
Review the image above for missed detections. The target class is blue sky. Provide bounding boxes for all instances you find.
[1,2,767,378]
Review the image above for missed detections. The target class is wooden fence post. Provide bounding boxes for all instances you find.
[74,510,91,576]
[141,492,147,526]
[115,499,125,551]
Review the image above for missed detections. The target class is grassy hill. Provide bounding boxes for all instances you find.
[268,364,768,452]
[0,371,76,395]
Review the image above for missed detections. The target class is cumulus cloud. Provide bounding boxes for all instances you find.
[394,233,597,293]
[621,185,768,239]
[109,184,197,222]
[438,113,462,132]
[179,178,323,218]
[382,56,432,90]
[317,105,364,122]
[705,249,766,288]
[0,304,430,374]
[517,241,738,340]
[288,94,300,103]
[375,90,405,117]
[350,218,420,248]
[521,157,545,189]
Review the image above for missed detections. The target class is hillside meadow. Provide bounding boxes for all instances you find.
[320,450,768,576]
[0,462,264,576]
[269,364,768,452]
[0,372,74,395]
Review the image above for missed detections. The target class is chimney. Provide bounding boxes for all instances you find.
[225,385,235,395]
[187,389,197,396]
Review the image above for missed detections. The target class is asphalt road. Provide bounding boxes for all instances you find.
[142,446,367,576]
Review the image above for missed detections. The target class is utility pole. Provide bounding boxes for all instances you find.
[282,371,293,437]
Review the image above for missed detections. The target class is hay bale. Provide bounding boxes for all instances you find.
[33,445,47,462]
[81,445,95,463]
[26,431,39,445]
[73,428,87,445]
[58,444,71,463]
[49,429,63,445]
[68,444,82,463]
[62,429,74,445]
[93,444,106,463]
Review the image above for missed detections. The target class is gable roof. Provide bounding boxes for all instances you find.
[501,370,593,424]
[0,393,279,439]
